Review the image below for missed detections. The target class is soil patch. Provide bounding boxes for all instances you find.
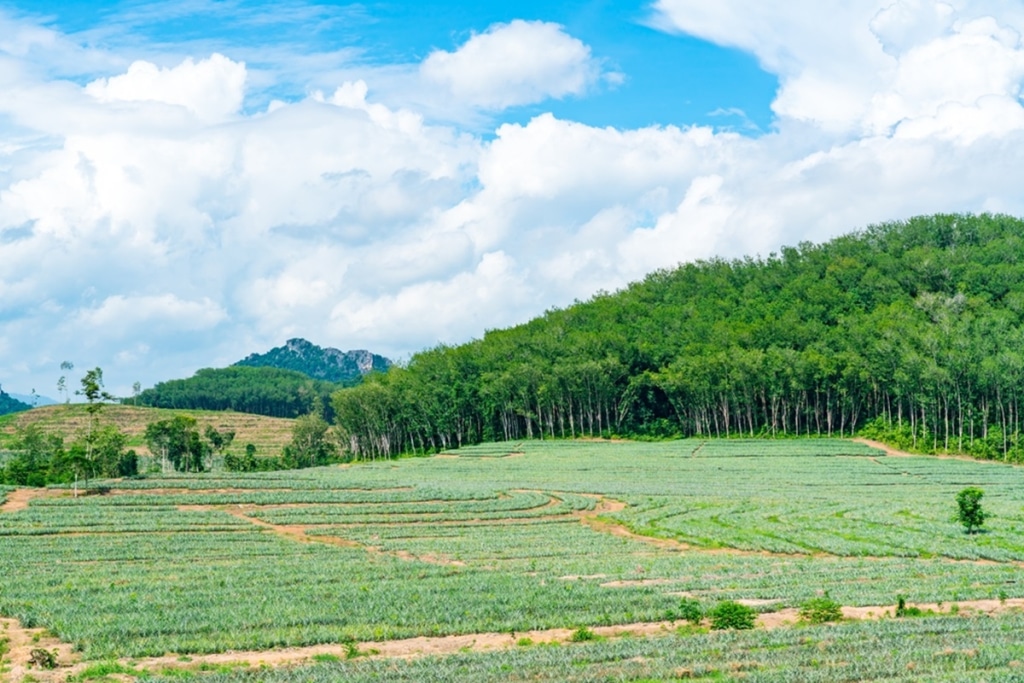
[853,438,1006,464]
[0,617,78,683]
[0,489,67,514]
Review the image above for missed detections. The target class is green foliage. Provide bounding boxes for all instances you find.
[324,213,1024,461]
[894,595,926,617]
[0,386,31,417]
[569,626,598,642]
[144,416,209,473]
[137,366,337,419]
[955,487,988,534]
[282,412,338,468]
[71,661,139,680]
[677,597,704,625]
[708,601,757,630]
[799,595,844,624]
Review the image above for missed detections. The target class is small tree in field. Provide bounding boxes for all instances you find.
[955,487,987,534]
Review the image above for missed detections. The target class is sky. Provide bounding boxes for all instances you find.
[3,1,1024,399]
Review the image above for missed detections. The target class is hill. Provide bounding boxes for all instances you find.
[331,213,1024,461]
[0,403,296,458]
[0,387,31,417]
[135,366,336,418]
[235,338,391,384]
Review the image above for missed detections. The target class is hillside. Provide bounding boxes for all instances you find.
[332,213,1024,460]
[0,404,296,458]
[235,338,390,384]
[0,388,30,417]
[136,366,336,418]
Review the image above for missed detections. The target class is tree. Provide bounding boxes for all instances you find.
[144,416,208,473]
[955,486,988,534]
[284,412,336,468]
[57,360,74,404]
[204,425,235,469]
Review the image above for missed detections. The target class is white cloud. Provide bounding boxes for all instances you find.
[77,294,227,333]
[420,20,600,110]
[85,54,247,122]
[4,5,1024,397]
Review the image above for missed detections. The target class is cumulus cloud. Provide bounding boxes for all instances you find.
[3,4,1024,396]
[85,53,247,122]
[420,20,600,110]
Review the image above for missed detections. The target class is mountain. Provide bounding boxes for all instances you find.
[9,393,57,407]
[234,338,391,385]
[0,387,32,417]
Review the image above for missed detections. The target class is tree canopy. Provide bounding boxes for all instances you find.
[331,213,1024,461]
[136,366,337,419]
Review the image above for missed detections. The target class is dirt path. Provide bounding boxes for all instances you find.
[6,597,1024,681]
[853,437,1009,465]
[0,489,67,514]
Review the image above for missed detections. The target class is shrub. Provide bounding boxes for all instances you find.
[569,626,598,642]
[678,597,704,625]
[895,595,925,618]
[708,601,757,630]
[799,595,844,624]
[29,648,58,669]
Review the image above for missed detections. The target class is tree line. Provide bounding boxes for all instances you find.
[330,213,1024,461]
[1,369,341,485]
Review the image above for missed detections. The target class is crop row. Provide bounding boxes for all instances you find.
[161,612,1024,683]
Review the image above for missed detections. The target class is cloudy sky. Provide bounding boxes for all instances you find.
[3,0,1024,398]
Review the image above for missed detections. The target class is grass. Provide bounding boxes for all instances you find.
[0,404,296,458]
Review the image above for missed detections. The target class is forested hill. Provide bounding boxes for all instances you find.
[235,338,391,385]
[332,213,1024,460]
[0,387,31,417]
[136,366,336,419]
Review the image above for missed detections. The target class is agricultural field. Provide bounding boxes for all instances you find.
[0,404,296,458]
[3,438,1024,681]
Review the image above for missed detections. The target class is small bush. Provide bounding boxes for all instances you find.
[569,626,598,642]
[708,601,757,630]
[28,649,57,669]
[895,595,925,618]
[799,595,844,624]
[678,597,704,625]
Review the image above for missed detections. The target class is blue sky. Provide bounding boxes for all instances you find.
[13,0,778,130]
[3,0,1024,398]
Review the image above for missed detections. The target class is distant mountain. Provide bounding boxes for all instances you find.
[9,393,57,407]
[0,387,32,417]
[234,338,391,385]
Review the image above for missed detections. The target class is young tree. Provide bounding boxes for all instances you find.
[204,425,236,469]
[956,486,988,534]
[57,360,74,403]
[74,367,116,494]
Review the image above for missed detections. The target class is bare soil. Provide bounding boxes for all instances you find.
[853,437,1008,464]
[0,489,67,514]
